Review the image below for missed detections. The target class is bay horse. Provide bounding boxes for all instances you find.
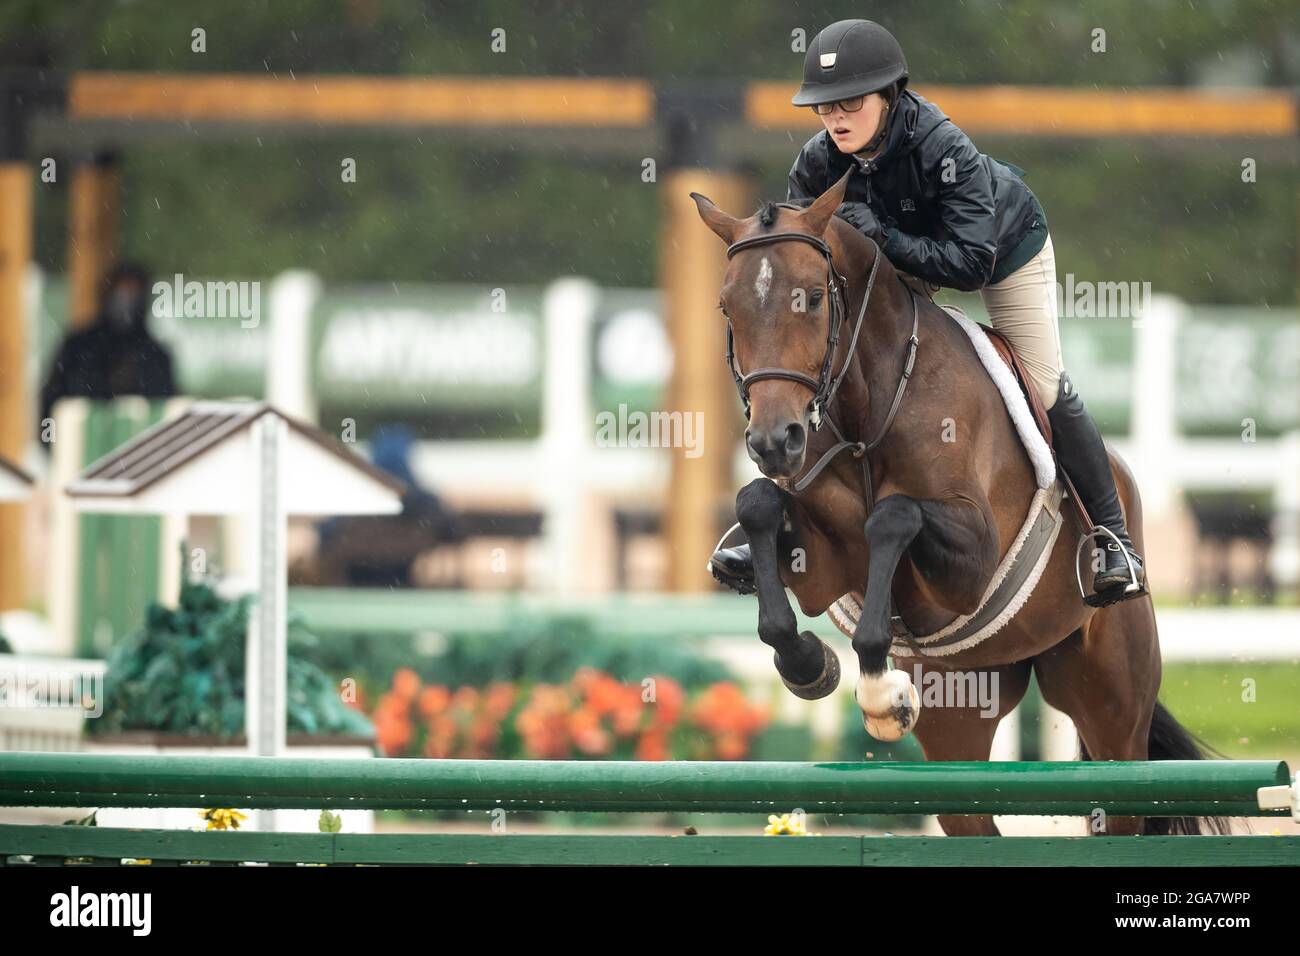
[691,171,1218,836]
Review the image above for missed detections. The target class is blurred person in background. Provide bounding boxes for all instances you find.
[314,423,464,587]
[38,261,177,438]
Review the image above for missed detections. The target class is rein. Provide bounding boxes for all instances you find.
[723,223,919,506]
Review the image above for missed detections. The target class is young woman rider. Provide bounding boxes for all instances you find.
[709,18,1145,606]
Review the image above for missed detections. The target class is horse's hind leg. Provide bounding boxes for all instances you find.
[1032,600,1161,836]
[908,658,1032,836]
[735,478,840,699]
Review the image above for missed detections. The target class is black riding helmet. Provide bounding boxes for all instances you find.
[791,19,908,108]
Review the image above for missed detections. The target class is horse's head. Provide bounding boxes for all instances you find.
[691,170,858,480]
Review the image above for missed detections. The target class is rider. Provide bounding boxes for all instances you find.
[709,18,1146,605]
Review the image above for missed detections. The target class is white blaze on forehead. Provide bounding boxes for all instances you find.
[754,257,774,305]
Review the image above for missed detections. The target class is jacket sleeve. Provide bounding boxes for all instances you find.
[148,345,177,398]
[880,128,998,291]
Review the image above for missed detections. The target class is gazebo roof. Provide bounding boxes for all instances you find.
[0,457,34,501]
[66,401,405,516]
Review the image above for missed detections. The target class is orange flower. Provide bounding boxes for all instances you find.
[689,682,769,755]
[484,682,516,719]
[635,730,668,761]
[516,684,575,759]
[715,732,748,760]
[572,667,602,694]
[392,668,421,702]
[373,710,412,756]
[581,672,626,716]
[451,686,480,712]
[418,685,450,718]
[422,734,449,758]
[612,699,645,737]
[646,676,685,727]
[568,707,598,734]
[470,716,500,753]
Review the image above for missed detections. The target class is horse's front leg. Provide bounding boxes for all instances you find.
[851,492,992,740]
[735,478,840,700]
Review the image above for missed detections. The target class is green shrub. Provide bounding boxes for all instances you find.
[93,575,372,740]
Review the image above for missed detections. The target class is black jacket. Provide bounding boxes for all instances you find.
[38,314,176,430]
[787,90,1047,291]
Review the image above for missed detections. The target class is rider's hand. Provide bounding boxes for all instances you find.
[835,201,883,241]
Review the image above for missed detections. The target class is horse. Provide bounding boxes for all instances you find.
[691,171,1219,836]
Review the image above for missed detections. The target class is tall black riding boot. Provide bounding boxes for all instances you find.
[1046,372,1147,604]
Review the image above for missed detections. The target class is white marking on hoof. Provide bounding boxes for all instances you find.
[855,669,921,742]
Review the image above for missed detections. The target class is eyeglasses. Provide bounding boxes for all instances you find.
[813,96,865,115]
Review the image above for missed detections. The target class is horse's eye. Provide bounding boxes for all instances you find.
[808,289,825,308]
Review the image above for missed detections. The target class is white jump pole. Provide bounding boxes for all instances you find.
[245,412,288,834]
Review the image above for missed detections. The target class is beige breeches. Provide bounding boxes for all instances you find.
[980,234,1064,410]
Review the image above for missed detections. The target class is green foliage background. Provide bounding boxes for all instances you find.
[4,0,1296,304]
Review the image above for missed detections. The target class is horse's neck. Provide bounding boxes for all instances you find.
[836,250,914,441]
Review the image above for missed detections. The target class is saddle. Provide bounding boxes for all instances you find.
[898,272,1091,532]
[979,323,1094,533]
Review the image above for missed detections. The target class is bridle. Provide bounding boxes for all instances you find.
[722,217,919,502]
[724,227,873,430]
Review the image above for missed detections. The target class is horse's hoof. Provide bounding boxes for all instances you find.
[778,636,840,700]
[855,669,921,742]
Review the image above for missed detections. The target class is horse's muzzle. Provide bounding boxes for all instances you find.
[745,421,807,479]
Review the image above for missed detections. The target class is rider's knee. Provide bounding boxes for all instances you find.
[1029,364,1063,410]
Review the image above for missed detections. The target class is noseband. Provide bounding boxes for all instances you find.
[722,218,920,501]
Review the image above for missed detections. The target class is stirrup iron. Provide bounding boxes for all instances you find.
[1074,525,1144,608]
[705,521,745,576]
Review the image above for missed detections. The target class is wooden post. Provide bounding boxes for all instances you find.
[0,162,32,610]
[660,169,751,592]
[67,155,120,328]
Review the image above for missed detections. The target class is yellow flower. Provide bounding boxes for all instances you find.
[200,808,249,831]
[763,812,817,836]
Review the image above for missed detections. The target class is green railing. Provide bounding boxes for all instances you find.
[0,753,1296,866]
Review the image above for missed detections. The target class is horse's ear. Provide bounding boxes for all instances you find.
[690,191,741,245]
[799,170,852,236]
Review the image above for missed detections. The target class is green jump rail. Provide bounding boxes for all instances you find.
[1,754,1297,867]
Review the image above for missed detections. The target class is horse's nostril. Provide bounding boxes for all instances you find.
[784,422,806,456]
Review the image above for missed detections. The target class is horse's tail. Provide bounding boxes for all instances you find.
[1078,700,1231,835]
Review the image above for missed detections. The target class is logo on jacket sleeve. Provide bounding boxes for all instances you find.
[900,198,916,212]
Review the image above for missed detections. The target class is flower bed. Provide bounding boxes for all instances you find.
[369,666,769,761]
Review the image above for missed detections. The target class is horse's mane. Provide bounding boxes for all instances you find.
[749,198,879,275]
[755,201,781,230]
[752,198,855,241]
